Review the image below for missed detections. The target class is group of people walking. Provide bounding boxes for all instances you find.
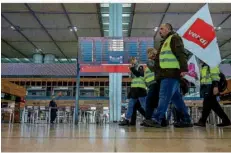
[119,23,231,128]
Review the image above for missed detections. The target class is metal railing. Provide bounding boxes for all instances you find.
[2,103,230,125]
[21,106,75,124]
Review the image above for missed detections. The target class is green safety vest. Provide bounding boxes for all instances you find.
[131,77,146,89]
[144,67,155,87]
[130,64,146,89]
[159,35,180,69]
[200,66,220,85]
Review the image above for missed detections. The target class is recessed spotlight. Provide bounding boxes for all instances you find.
[68,26,77,32]
[153,27,159,32]
[36,48,42,52]
[214,26,222,31]
[73,26,78,32]
[11,26,15,30]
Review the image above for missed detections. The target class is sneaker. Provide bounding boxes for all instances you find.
[217,121,231,127]
[140,121,145,126]
[174,121,193,128]
[143,119,161,128]
[118,119,130,126]
[194,121,206,127]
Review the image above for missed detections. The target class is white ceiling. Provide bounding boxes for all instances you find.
[1,3,231,59]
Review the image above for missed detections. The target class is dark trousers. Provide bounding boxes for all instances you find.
[200,85,230,123]
[130,101,146,124]
[145,82,160,120]
[50,110,57,123]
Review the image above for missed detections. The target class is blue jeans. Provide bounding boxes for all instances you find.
[126,97,146,119]
[153,78,191,124]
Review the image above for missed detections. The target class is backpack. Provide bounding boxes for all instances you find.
[207,67,227,93]
[218,72,227,92]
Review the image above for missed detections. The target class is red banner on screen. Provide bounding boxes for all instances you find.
[80,65,146,73]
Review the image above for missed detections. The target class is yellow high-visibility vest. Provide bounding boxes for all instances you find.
[200,66,220,85]
[131,77,146,89]
[159,35,180,69]
[144,67,155,87]
[130,64,146,89]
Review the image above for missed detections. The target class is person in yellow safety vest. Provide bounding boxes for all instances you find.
[141,48,167,127]
[194,62,231,127]
[144,23,192,128]
[119,57,147,126]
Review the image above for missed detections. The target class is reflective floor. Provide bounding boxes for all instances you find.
[1,123,231,152]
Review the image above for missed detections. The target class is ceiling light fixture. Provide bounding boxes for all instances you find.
[103,23,129,25]
[35,48,42,52]
[68,26,77,32]
[13,58,20,61]
[214,26,222,31]
[102,14,109,17]
[154,27,159,32]
[73,26,77,31]
[71,58,77,61]
[122,14,130,17]
[122,4,132,7]
[10,26,22,31]
[60,59,67,61]
[24,58,29,61]
[10,26,15,30]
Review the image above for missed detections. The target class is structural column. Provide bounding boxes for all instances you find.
[109,3,123,122]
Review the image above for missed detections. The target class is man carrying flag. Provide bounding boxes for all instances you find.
[144,23,192,128]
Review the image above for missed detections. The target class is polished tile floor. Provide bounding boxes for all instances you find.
[1,123,231,152]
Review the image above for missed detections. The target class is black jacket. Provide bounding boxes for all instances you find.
[49,100,57,112]
[129,65,147,98]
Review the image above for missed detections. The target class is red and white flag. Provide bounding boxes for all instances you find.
[177,4,221,68]
[184,55,200,86]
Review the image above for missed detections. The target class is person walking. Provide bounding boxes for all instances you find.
[145,23,192,128]
[119,57,147,126]
[194,62,231,127]
[49,97,58,124]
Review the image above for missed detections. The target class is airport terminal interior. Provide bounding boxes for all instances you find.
[1,3,231,152]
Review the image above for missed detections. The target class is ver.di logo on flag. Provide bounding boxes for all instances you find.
[183,18,216,49]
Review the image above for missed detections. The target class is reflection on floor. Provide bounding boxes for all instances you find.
[1,123,231,152]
